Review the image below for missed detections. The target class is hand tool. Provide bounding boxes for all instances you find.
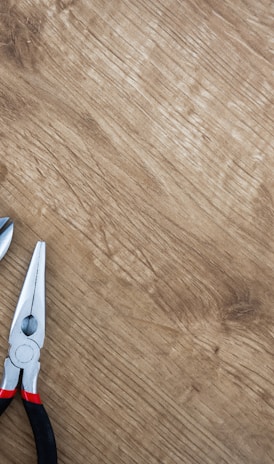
[0,217,13,260]
[0,241,58,464]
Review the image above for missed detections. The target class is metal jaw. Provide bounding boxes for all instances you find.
[0,242,46,394]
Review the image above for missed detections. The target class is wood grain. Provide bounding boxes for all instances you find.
[0,0,274,462]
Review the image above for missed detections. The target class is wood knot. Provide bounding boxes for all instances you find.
[222,300,259,323]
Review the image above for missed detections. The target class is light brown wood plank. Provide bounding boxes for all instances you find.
[0,0,274,462]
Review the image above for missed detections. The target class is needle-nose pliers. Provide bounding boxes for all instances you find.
[0,241,57,464]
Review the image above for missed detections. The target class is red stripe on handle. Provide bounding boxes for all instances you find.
[21,390,42,404]
[0,388,17,399]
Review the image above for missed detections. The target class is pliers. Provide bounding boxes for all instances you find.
[0,217,14,261]
[0,241,58,464]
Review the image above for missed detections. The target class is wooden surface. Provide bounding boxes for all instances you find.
[0,0,274,462]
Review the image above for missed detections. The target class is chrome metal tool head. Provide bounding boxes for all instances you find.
[0,242,46,394]
[0,217,13,260]
[9,241,46,351]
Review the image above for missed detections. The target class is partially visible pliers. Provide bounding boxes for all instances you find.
[0,241,58,464]
[0,217,13,260]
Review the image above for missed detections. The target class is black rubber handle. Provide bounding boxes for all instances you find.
[0,397,14,415]
[23,400,58,464]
